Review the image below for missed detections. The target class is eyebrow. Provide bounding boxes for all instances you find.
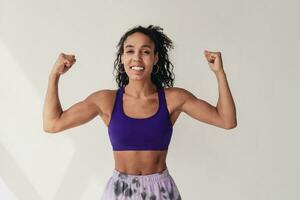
[125,44,152,49]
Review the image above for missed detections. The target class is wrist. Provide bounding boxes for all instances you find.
[49,71,61,81]
[214,68,225,76]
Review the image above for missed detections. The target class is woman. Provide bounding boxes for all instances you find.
[43,25,237,200]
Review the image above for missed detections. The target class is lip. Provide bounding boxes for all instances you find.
[131,70,143,75]
[130,65,145,68]
[130,66,145,70]
[130,66,145,74]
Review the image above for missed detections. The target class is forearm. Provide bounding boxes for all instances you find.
[43,72,63,130]
[215,69,237,128]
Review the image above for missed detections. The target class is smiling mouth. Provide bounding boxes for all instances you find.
[130,66,145,71]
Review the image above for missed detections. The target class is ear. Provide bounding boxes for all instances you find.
[154,52,159,65]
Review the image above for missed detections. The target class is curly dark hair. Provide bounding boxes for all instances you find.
[113,25,175,89]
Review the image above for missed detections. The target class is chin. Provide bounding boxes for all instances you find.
[129,74,150,81]
[130,76,144,81]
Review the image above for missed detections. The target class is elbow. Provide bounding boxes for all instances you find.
[43,123,60,134]
[43,115,63,133]
[224,123,237,130]
[223,119,237,130]
[43,126,56,134]
[43,128,56,133]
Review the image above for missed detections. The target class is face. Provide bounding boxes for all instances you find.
[121,32,158,81]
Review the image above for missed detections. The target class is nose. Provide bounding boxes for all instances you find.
[133,52,142,61]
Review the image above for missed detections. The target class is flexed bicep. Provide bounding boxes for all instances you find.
[48,92,102,133]
[176,88,226,129]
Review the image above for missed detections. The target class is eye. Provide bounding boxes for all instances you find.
[125,50,150,54]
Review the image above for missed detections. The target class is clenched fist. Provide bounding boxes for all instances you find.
[51,53,76,76]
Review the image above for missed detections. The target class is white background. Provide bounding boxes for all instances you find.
[0,0,299,199]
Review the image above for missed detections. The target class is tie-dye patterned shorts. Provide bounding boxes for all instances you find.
[101,168,182,200]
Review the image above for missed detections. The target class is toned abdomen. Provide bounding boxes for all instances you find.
[113,150,168,175]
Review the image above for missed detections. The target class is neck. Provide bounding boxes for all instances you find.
[124,81,157,98]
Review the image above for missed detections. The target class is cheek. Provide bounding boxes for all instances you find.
[122,57,130,65]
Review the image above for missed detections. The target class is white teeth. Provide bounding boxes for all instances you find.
[130,66,144,71]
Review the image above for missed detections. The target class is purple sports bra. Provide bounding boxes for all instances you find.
[108,86,173,151]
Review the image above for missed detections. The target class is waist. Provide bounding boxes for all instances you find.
[113,150,168,175]
[112,167,170,183]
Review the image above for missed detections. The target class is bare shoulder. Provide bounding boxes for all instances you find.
[165,86,191,95]
[164,86,195,111]
[165,86,194,101]
[85,89,118,116]
[86,89,117,101]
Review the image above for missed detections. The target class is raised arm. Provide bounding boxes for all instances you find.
[175,50,237,130]
[43,53,101,133]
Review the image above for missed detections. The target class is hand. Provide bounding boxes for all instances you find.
[51,53,76,76]
[204,50,224,73]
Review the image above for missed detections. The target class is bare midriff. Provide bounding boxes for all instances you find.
[113,150,168,175]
